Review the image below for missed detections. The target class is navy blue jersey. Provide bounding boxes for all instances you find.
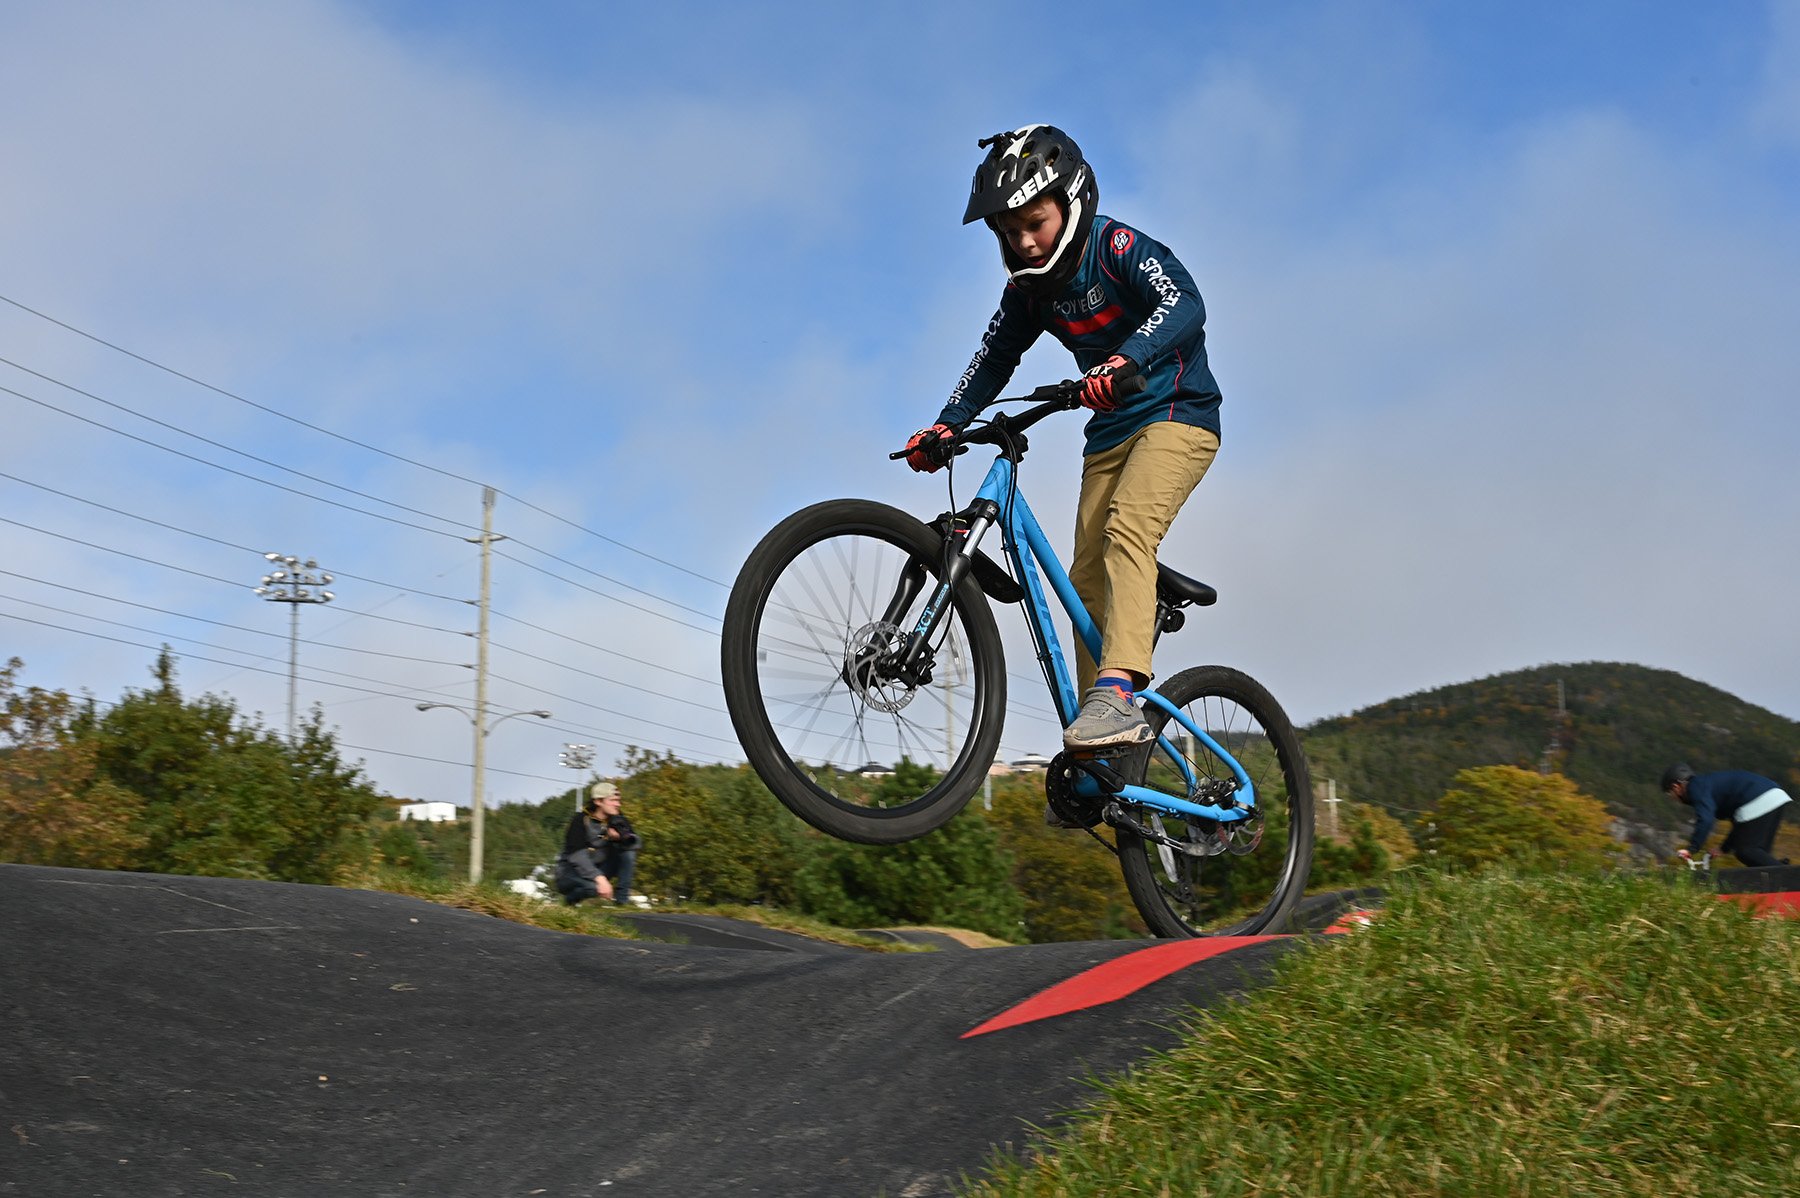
[1683,769,1791,852]
[937,215,1221,455]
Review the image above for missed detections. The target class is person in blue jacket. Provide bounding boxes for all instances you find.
[1661,763,1792,867]
[906,124,1222,769]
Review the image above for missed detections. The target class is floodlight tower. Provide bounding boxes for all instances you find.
[254,552,334,740]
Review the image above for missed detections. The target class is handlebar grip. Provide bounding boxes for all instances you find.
[892,370,1154,459]
[889,437,966,462]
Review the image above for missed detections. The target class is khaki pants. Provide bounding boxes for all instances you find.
[1069,421,1219,690]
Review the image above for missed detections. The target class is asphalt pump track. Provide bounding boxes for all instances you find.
[2,864,1373,1197]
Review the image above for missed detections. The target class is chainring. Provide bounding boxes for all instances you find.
[1044,752,1107,829]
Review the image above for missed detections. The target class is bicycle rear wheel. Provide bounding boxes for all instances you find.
[1115,665,1314,936]
[721,499,1006,844]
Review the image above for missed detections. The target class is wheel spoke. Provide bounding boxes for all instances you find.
[1117,666,1313,936]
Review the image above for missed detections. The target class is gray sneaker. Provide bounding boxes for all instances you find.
[1063,686,1152,751]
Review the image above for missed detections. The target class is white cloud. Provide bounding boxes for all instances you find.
[3,1,1795,813]
[1752,0,1800,149]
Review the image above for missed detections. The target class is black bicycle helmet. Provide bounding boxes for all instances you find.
[1660,762,1695,792]
[963,124,1098,296]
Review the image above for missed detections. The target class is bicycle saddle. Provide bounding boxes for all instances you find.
[1156,563,1217,607]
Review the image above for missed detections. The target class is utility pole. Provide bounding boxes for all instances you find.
[1314,778,1341,839]
[468,486,500,882]
[254,553,334,740]
[1539,677,1570,775]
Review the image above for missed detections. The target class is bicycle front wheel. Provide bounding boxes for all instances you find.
[1116,665,1314,936]
[721,499,1006,844]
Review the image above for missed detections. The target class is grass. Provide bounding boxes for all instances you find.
[961,869,1800,1198]
[357,870,924,951]
[357,868,643,939]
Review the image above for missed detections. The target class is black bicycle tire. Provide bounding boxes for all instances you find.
[1116,665,1315,937]
[721,498,1007,844]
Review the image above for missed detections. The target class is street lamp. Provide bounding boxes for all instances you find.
[254,552,334,740]
[416,701,551,882]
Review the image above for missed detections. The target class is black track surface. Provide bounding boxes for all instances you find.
[3,864,1312,1197]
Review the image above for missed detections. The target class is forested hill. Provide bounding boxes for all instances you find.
[1299,662,1800,829]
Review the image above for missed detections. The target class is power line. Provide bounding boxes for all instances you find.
[0,516,469,636]
[0,609,470,705]
[498,496,729,589]
[0,596,465,695]
[2,514,247,588]
[0,571,467,667]
[4,377,729,626]
[1,382,468,540]
[484,669,742,750]
[336,742,574,787]
[487,638,723,712]
[0,355,481,536]
[532,716,738,767]
[1,292,730,587]
[0,294,488,489]
[0,472,471,605]
[500,536,722,622]
[489,609,717,687]
[494,548,722,635]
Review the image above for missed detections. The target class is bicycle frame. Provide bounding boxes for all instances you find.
[919,452,1257,825]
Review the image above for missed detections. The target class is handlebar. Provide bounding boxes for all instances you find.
[888,373,1148,463]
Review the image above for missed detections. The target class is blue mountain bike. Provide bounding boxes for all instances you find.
[722,378,1314,936]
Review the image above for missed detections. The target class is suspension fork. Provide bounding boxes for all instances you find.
[892,499,1000,681]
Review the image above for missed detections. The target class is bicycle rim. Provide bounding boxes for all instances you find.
[1117,665,1314,936]
[722,500,1005,843]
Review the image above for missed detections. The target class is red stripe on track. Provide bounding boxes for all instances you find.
[1721,891,1800,917]
[961,935,1281,1038]
[1323,909,1378,934]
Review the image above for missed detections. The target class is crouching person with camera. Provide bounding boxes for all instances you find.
[554,781,643,906]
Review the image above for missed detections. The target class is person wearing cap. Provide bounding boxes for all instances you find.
[554,781,643,906]
[1661,763,1792,868]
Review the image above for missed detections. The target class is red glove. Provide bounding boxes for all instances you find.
[1080,355,1135,412]
[905,423,956,473]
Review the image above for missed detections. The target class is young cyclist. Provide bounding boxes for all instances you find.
[907,124,1223,758]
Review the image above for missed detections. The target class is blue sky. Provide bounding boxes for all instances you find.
[3,1,1797,814]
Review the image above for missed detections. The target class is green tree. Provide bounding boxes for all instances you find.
[1312,809,1391,889]
[86,650,381,881]
[1421,765,1624,872]
[1310,800,1412,891]
[689,762,809,907]
[266,709,387,883]
[792,761,1025,941]
[372,819,445,879]
[0,658,145,868]
[621,750,806,904]
[983,772,1143,942]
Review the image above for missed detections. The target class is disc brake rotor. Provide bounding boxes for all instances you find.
[1226,808,1265,855]
[842,621,917,714]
